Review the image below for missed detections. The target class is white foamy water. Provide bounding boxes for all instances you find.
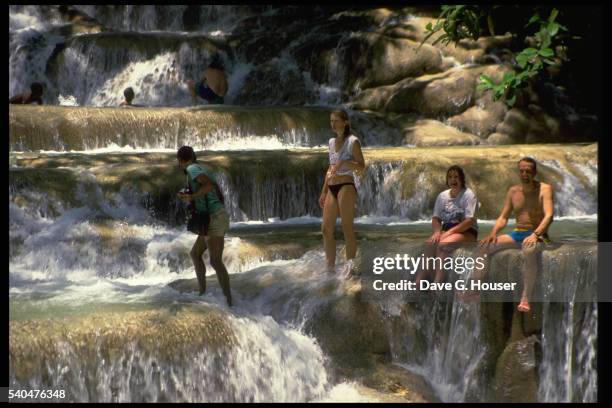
[316,382,378,402]
[89,52,186,107]
[540,159,597,216]
[10,300,336,402]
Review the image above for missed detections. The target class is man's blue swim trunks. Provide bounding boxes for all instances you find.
[509,228,551,244]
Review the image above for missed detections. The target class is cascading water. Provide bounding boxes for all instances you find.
[537,245,598,402]
[9,5,599,403]
[9,309,332,403]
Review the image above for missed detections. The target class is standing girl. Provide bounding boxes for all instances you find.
[319,109,365,278]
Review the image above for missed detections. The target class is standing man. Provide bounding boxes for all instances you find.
[474,157,554,312]
[187,57,228,105]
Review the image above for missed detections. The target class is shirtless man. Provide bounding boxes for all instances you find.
[472,157,554,312]
[187,59,228,105]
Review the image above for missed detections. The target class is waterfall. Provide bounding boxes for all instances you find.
[378,245,597,402]
[9,309,331,402]
[538,244,598,402]
[9,5,599,403]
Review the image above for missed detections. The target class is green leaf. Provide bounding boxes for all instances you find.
[506,93,517,107]
[549,8,559,23]
[548,22,559,36]
[426,22,432,30]
[533,59,543,70]
[479,74,494,86]
[543,58,556,65]
[539,47,554,57]
[476,83,491,92]
[526,13,540,27]
[516,54,528,68]
[523,48,538,56]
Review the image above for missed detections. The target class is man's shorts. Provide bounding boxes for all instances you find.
[208,208,230,237]
[509,228,551,244]
[196,81,224,104]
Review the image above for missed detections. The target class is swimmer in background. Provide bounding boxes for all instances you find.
[187,57,228,105]
[119,87,135,106]
[9,82,44,105]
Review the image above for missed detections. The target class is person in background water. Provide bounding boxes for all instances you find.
[176,146,233,306]
[415,165,479,286]
[187,56,228,105]
[9,82,43,105]
[319,109,365,278]
[472,157,554,313]
[120,87,135,106]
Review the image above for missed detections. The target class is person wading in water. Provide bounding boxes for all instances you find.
[177,146,232,306]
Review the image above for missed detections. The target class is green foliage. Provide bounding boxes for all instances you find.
[478,8,566,107]
[421,6,567,107]
[420,5,485,48]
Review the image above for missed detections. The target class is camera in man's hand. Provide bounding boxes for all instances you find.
[178,187,193,203]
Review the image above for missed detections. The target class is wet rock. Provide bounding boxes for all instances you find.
[379,16,515,65]
[358,355,440,402]
[9,168,79,209]
[384,65,487,116]
[479,301,513,398]
[402,119,481,146]
[352,63,492,116]
[9,307,236,383]
[486,132,512,145]
[349,81,400,112]
[495,108,531,143]
[58,5,105,34]
[355,34,444,89]
[492,98,595,144]
[521,303,543,337]
[304,286,390,361]
[448,106,501,139]
[494,335,539,402]
[233,60,318,105]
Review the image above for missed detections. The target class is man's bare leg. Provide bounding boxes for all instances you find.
[458,234,517,301]
[517,242,542,312]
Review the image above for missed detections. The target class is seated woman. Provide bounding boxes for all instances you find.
[416,165,478,285]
